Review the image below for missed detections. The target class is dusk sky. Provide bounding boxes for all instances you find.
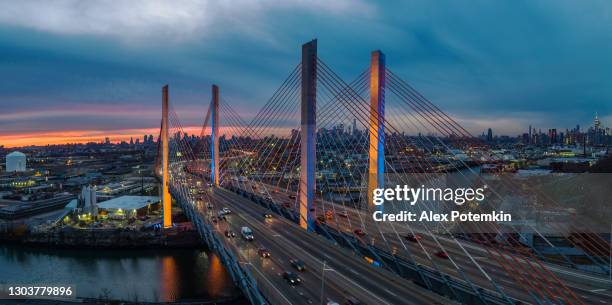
[1,0,611,147]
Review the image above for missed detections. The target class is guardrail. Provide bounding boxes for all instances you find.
[169,185,269,305]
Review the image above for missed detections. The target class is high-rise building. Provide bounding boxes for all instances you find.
[528,125,532,144]
[486,128,493,142]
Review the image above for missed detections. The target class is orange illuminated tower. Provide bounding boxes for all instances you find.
[211,85,220,187]
[367,51,385,211]
[161,85,172,228]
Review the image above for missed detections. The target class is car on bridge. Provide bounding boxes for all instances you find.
[353,229,366,236]
[241,226,254,241]
[262,213,273,219]
[435,250,449,259]
[257,248,271,258]
[224,230,236,238]
[282,271,301,285]
[404,233,422,242]
[345,296,365,305]
[337,211,348,218]
[221,207,231,214]
[290,259,306,271]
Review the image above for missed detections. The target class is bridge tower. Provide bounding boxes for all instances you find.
[211,85,220,187]
[161,85,172,228]
[367,51,385,211]
[299,39,317,231]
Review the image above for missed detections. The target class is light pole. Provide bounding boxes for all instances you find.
[320,259,334,305]
[320,260,326,305]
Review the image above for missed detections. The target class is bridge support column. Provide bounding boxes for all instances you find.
[162,85,172,228]
[299,39,317,231]
[211,85,220,187]
[367,51,385,212]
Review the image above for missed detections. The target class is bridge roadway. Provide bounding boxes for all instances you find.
[231,180,612,305]
[204,187,452,305]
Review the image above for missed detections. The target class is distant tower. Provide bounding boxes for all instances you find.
[486,128,493,142]
[352,118,358,135]
[528,125,532,144]
[594,112,601,129]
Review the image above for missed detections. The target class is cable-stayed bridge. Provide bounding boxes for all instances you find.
[155,40,611,305]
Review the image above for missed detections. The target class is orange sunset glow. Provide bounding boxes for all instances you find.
[0,127,198,148]
[0,126,296,148]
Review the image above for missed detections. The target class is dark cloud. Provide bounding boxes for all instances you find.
[0,0,610,140]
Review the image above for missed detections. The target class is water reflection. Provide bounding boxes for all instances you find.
[0,244,241,302]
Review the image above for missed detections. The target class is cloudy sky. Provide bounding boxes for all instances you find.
[0,0,611,147]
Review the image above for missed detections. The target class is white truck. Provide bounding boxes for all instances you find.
[241,226,254,241]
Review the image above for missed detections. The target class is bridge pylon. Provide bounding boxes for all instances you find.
[161,85,172,228]
[211,84,220,187]
[299,39,317,231]
[367,50,385,212]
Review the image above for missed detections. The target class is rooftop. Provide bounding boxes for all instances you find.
[7,151,26,157]
[97,195,159,210]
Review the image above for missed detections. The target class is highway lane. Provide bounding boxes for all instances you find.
[214,188,454,305]
[221,207,347,304]
[192,196,302,305]
[230,181,611,305]
[323,205,612,305]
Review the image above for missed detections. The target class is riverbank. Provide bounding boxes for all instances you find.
[1,226,203,249]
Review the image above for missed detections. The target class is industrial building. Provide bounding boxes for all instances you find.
[6,151,26,172]
[97,195,159,219]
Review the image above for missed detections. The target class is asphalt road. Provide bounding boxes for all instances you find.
[231,180,612,305]
[209,188,453,305]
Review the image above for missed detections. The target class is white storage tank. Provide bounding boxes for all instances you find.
[6,151,26,172]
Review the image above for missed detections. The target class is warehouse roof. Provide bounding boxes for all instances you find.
[97,196,159,210]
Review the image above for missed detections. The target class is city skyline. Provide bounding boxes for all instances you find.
[1,1,611,147]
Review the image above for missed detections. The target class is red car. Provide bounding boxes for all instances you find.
[353,229,366,236]
[404,234,422,242]
[435,251,449,259]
